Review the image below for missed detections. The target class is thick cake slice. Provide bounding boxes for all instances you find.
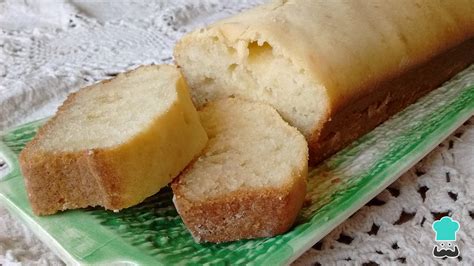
[19,65,208,215]
[172,98,308,243]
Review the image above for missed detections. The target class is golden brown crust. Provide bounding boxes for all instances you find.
[86,149,124,209]
[309,37,474,164]
[172,162,307,243]
[19,149,105,215]
[18,76,126,215]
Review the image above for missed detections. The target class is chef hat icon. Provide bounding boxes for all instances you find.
[432,217,460,241]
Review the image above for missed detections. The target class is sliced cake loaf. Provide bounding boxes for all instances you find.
[19,65,208,215]
[174,0,474,163]
[172,98,308,243]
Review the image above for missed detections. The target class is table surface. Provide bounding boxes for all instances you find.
[1,1,473,265]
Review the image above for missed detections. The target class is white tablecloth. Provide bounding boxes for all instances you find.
[1,1,473,265]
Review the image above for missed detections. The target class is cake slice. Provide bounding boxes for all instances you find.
[19,65,208,215]
[172,98,308,243]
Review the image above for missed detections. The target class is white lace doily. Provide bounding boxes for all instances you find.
[1,1,473,265]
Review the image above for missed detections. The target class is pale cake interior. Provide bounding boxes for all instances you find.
[38,65,179,151]
[178,98,307,201]
[176,37,327,138]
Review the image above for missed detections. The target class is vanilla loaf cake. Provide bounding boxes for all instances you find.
[19,65,208,215]
[172,98,308,243]
[175,0,474,164]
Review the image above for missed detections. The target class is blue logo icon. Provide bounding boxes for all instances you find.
[431,216,460,259]
[432,216,460,241]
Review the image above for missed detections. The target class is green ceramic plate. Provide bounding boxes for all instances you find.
[1,65,473,265]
